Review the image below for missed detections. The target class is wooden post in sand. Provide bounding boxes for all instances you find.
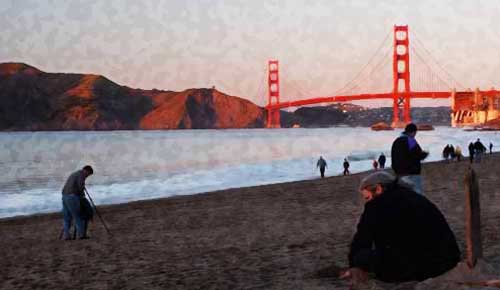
[464,166,483,268]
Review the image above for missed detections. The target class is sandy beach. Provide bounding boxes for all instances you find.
[1,154,500,290]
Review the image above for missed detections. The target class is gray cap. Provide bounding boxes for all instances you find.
[358,171,397,191]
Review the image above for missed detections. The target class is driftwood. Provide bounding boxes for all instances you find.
[456,279,500,287]
[464,166,483,268]
[415,166,498,290]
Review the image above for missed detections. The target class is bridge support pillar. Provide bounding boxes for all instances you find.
[392,25,412,128]
[266,60,281,128]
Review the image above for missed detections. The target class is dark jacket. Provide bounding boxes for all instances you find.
[317,158,327,169]
[348,185,460,282]
[474,141,486,153]
[468,143,475,155]
[391,133,428,175]
[378,154,386,165]
[62,170,86,197]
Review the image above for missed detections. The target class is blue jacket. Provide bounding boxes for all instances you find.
[391,133,428,175]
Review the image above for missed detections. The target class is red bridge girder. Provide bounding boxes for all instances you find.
[265,91,452,110]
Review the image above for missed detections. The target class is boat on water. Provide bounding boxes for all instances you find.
[371,122,434,131]
[371,122,393,131]
[417,124,434,131]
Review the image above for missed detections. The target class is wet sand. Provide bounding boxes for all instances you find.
[1,154,500,290]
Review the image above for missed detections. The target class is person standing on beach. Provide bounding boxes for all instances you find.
[61,165,94,240]
[442,145,450,161]
[390,123,428,194]
[490,142,493,154]
[340,171,460,285]
[372,160,379,171]
[455,145,462,162]
[316,156,327,178]
[343,158,350,176]
[449,144,456,161]
[378,153,386,169]
[473,138,486,163]
[468,142,475,163]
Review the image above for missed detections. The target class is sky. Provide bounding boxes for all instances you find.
[2,0,500,107]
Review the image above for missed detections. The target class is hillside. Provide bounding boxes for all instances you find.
[281,104,451,128]
[0,63,264,130]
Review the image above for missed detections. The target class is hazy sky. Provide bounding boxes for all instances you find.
[2,0,500,107]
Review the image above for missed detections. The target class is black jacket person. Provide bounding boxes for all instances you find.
[345,171,460,283]
[391,123,428,194]
[391,124,428,176]
[316,156,327,178]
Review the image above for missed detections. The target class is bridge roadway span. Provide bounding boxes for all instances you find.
[265,91,451,110]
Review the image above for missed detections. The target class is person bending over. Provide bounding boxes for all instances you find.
[61,165,94,240]
[341,171,460,285]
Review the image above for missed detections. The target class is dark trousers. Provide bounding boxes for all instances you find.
[352,248,417,282]
[351,248,456,283]
[320,168,325,178]
[62,195,86,239]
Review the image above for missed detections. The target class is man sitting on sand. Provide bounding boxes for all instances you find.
[61,165,94,240]
[341,171,460,284]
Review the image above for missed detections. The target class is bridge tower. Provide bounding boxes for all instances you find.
[266,60,281,128]
[392,25,411,127]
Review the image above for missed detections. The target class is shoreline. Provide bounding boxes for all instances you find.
[1,152,496,222]
[0,167,369,222]
[0,154,496,222]
[0,159,387,222]
[1,154,500,289]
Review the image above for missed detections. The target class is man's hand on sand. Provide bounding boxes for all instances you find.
[339,267,369,286]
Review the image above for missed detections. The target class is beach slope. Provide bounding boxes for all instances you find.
[1,155,500,289]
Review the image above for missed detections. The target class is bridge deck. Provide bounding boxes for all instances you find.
[266,91,452,109]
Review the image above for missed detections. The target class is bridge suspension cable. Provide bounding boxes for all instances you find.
[411,30,466,90]
[284,79,309,99]
[255,66,267,107]
[335,29,392,95]
[343,46,392,95]
[410,45,451,92]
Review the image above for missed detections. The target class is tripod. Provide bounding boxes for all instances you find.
[58,189,112,239]
[84,188,112,236]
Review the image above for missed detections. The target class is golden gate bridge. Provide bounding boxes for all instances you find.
[263,25,500,128]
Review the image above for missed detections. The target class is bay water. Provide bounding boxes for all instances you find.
[1,127,498,218]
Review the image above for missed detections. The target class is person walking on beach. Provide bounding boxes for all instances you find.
[378,153,386,169]
[61,165,94,240]
[442,145,450,161]
[455,145,462,162]
[390,123,428,194]
[340,171,460,285]
[468,142,475,163]
[343,158,350,176]
[316,156,327,178]
[473,138,486,163]
[490,142,493,154]
[449,144,456,160]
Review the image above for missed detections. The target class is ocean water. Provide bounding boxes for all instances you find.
[0,127,499,218]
